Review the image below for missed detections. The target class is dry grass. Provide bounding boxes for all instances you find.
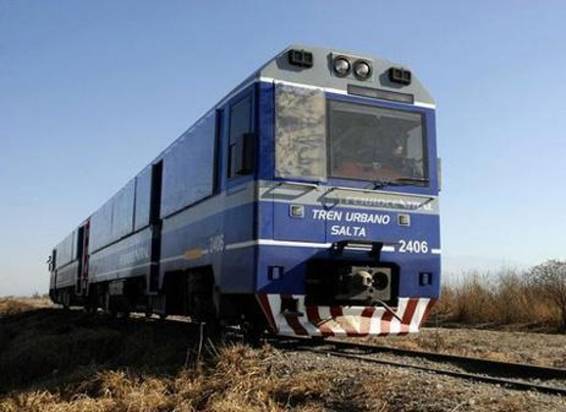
[0,300,333,411]
[0,299,38,316]
[0,295,52,316]
[431,270,562,331]
[2,299,566,411]
[0,345,332,412]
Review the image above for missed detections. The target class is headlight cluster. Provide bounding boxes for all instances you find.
[333,57,351,76]
[333,55,372,80]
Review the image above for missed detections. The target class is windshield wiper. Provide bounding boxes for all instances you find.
[394,177,429,184]
[367,177,429,190]
[367,180,403,189]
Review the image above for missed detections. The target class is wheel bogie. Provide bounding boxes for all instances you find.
[48,268,268,341]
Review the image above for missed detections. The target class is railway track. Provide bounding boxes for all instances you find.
[268,336,566,396]
[64,309,566,396]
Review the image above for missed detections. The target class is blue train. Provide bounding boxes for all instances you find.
[48,45,441,338]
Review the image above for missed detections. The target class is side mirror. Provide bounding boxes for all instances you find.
[230,132,255,177]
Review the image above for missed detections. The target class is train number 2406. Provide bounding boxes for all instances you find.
[398,240,429,254]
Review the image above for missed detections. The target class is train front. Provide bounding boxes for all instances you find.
[255,46,440,337]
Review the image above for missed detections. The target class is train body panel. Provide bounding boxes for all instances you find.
[48,45,441,337]
[89,227,153,283]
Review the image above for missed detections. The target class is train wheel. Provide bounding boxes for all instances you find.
[104,291,117,318]
[62,290,71,310]
[242,321,264,347]
[188,270,221,339]
[84,304,97,314]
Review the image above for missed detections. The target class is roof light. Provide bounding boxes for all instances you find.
[287,49,313,68]
[353,60,372,80]
[388,67,412,85]
[333,56,351,77]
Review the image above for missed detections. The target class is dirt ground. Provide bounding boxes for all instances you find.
[2,298,566,411]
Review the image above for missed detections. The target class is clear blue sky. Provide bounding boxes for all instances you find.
[1,1,565,296]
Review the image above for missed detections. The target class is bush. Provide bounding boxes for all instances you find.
[529,260,566,330]
[435,262,564,331]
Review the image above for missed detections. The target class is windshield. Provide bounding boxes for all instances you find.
[328,101,428,185]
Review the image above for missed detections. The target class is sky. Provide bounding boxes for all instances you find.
[1,1,566,296]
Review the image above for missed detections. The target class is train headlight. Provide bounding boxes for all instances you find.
[289,204,305,218]
[388,67,412,85]
[353,60,372,80]
[333,56,351,77]
[372,271,390,291]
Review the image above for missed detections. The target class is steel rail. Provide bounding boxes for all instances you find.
[303,347,566,396]
[325,338,566,380]
[58,308,566,396]
[269,336,566,396]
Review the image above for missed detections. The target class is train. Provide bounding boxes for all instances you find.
[48,45,441,338]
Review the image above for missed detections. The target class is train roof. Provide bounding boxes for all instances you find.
[249,44,434,107]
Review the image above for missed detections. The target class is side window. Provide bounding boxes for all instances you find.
[160,111,216,217]
[228,95,254,178]
[134,167,152,231]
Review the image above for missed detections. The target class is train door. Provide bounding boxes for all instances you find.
[222,88,257,292]
[49,249,57,290]
[75,221,90,296]
[148,160,163,294]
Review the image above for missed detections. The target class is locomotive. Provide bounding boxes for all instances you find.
[48,45,441,338]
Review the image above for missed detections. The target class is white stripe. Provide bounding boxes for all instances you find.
[369,307,386,335]
[164,240,431,257]
[259,239,330,248]
[160,255,182,263]
[431,248,441,254]
[343,245,396,253]
[414,101,436,109]
[409,298,430,333]
[388,298,408,334]
[318,306,347,336]
[294,295,321,336]
[261,77,346,96]
[224,240,261,250]
[268,294,298,336]
[226,239,402,253]
[339,306,365,334]
[226,239,330,250]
